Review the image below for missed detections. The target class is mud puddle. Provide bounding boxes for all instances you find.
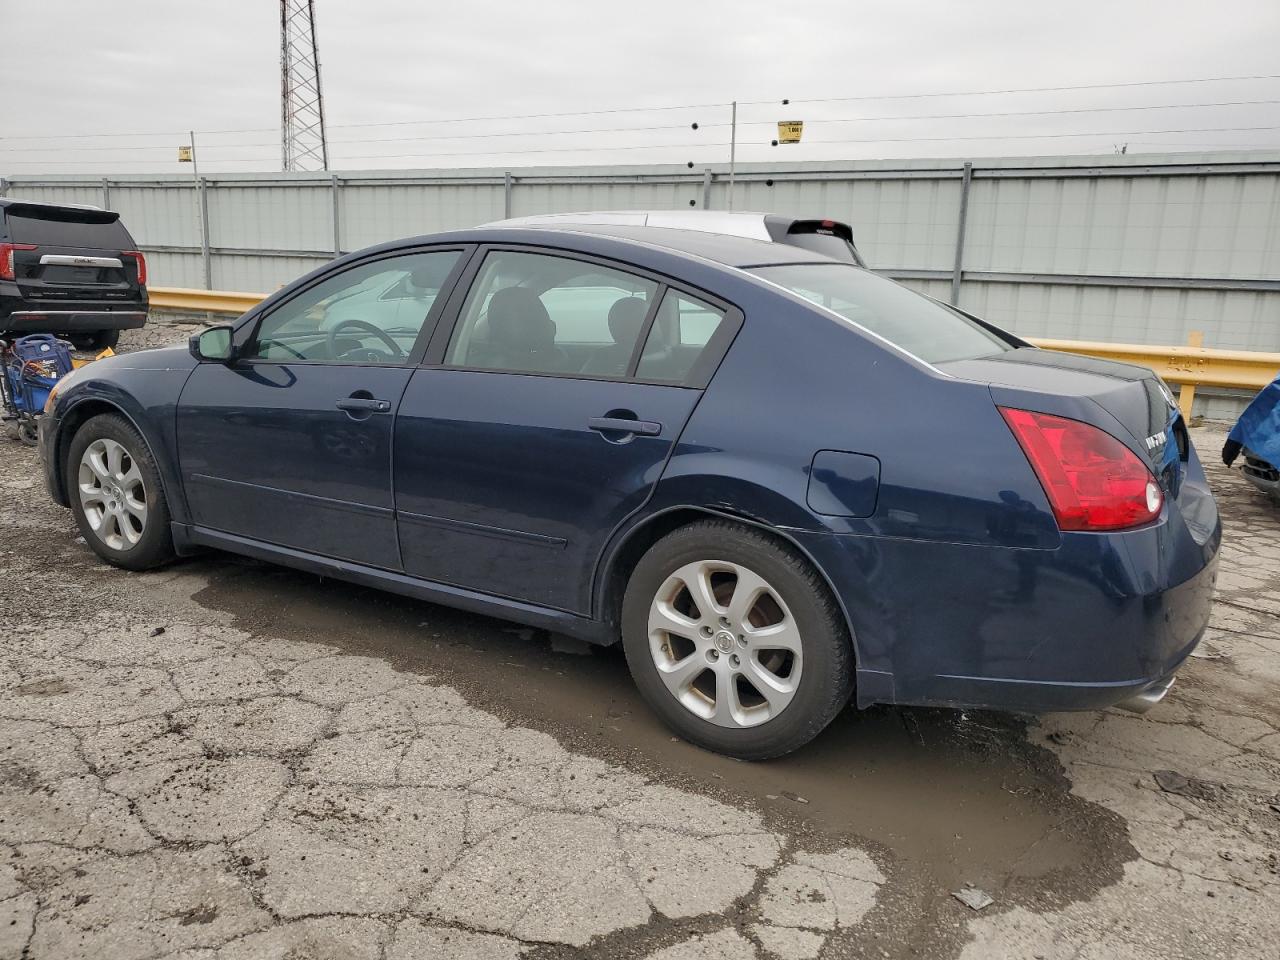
[191,555,1131,908]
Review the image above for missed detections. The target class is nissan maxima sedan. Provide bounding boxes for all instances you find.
[38,222,1221,758]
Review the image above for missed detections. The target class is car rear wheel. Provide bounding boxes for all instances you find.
[67,413,175,570]
[621,519,853,759]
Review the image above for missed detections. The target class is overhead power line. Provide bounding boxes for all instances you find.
[5,98,1279,156]
[3,73,1279,143]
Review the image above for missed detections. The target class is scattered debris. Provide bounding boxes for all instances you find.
[952,887,994,911]
[1190,645,1228,661]
[150,626,166,637]
[1046,730,1071,745]
[781,791,810,804]
[1153,769,1221,801]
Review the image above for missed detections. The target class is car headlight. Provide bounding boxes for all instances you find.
[43,366,87,414]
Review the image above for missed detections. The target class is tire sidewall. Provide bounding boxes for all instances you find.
[622,522,851,759]
[67,413,173,570]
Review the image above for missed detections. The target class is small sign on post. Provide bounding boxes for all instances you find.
[177,145,193,162]
[776,120,804,144]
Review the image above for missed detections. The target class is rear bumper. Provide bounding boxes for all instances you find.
[2,309,147,333]
[794,489,1221,714]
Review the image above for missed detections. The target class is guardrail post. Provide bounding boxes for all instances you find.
[950,161,973,306]
[331,174,342,257]
[1179,330,1204,420]
[504,172,514,219]
[703,168,713,209]
[101,177,111,210]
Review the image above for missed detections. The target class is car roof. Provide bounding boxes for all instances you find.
[488,210,778,241]
[471,223,836,269]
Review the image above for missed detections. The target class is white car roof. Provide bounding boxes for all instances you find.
[485,210,775,242]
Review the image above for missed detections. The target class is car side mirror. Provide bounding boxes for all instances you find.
[189,325,235,363]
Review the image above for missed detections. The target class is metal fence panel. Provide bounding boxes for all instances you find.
[3,154,1277,378]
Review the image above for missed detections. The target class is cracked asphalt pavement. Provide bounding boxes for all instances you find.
[1,323,1278,958]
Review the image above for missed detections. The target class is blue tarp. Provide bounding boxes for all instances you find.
[1229,374,1280,467]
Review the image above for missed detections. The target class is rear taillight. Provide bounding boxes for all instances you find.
[122,251,147,286]
[0,243,37,281]
[999,407,1163,532]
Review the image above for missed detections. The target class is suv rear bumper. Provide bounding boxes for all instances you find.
[2,309,147,333]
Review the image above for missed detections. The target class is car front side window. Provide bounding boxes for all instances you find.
[246,250,461,364]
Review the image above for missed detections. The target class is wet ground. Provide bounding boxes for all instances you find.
[1,322,1277,958]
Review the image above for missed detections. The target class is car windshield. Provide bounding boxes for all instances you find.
[750,263,1012,364]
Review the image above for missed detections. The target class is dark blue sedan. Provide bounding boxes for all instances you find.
[38,223,1221,758]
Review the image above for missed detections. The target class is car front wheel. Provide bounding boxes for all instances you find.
[67,413,175,570]
[621,519,853,759]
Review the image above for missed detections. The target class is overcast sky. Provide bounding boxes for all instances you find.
[3,0,1280,176]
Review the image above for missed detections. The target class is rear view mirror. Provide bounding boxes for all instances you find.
[189,325,235,362]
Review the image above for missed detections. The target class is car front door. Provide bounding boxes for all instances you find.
[393,247,739,613]
[176,247,468,569]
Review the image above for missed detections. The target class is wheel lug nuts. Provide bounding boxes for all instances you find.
[707,650,719,662]
[700,625,713,637]
[737,635,747,647]
[719,617,731,628]
[730,654,740,667]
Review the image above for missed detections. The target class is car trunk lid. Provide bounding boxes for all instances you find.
[941,346,1189,499]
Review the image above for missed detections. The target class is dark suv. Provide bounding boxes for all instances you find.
[0,198,148,350]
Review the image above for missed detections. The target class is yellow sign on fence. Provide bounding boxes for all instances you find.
[777,120,804,144]
[177,145,193,162]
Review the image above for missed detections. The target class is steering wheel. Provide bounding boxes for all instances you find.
[326,318,405,361]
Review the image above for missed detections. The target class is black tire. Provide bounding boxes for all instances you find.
[67,329,120,352]
[66,413,175,570]
[621,519,853,760]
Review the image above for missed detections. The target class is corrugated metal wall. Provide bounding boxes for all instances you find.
[4,154,1278,377]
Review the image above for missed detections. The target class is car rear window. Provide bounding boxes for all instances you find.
[750,263,1012,364]
[5,210,132,249]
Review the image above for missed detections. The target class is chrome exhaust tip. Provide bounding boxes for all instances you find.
[1116,675,1176,714]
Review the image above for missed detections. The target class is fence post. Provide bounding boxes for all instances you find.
[198,176,212,290]
[1179,330,1205,421]
[702,168,713,209]
[504,172,514,219]
[950,161,973,306]
[101,177,111,210]
[331,173,342,257]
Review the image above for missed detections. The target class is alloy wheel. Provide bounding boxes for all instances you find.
[647,559,803,728]
[78,437,148,551]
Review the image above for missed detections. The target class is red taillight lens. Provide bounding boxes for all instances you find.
[999,407,1163,532]
[122,251,147,286]
[0,243,37,281]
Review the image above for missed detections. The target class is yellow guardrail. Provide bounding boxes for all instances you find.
[151,288,1277,418]
[149,287,267,315]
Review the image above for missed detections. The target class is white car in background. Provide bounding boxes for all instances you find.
[486,210,866,266]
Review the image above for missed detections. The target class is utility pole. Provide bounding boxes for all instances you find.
[280,0,330,172]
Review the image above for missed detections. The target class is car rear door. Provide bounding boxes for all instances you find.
[175,247,468,570]
[393,246,741,614]
[1,203,145,317]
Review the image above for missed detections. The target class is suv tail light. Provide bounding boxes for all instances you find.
[0,243,37,281]
[121,251,147,286]
[999,407,1163,531]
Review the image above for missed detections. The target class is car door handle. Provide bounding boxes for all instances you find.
[335,397,391,413]
[588,416,661,436]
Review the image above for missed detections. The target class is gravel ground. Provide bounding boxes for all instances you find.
[1,320,1277,959]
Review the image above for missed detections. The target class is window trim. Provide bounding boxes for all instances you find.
[422,242,743,389]
[233,244,477,369]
